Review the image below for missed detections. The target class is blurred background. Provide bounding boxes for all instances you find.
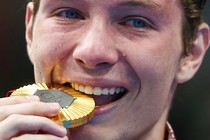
[0,1,209,140]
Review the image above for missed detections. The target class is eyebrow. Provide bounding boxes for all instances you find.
[49,0,166,11]
[46,0,169,19]
[118,0,168,16]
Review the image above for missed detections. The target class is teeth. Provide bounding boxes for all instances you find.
[71,83,125,96]
[120,88,125,93]
[71,83,74,88]
[109,87,115,95]
[116,87,121,94]
[93,87,102,95]
[75,83,79,90]
[85,86,93,95]
[79,85,85,92]
[102,88,109,95]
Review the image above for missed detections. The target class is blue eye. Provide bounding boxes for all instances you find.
[126,19,147,28]
[120,17,151,30]
[132,19,146,28]
[59,10,83,19]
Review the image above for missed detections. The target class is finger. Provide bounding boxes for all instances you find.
[0,102,60,121]
[11,134,68,140]
[0,114,67,140]
[0,96,39,106]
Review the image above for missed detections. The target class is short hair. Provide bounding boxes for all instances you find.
[181,0,207,55]
[30,0,207,55]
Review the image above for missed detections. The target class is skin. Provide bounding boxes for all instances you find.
[0,0,209,139]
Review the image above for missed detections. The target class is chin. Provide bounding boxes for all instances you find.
[68,124,121,140]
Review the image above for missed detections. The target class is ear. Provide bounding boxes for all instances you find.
[25,2,34,64]
[175,23,210,83]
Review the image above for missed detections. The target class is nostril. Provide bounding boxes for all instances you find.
[75,58,96,69]
[96,62,110,67]
[75,58,111,69]
[77,59,85,64]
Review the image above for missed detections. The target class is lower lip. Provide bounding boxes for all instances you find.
[93,102,117,116]
[92,92,128,116]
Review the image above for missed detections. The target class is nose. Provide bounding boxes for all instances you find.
[73,21,119,70]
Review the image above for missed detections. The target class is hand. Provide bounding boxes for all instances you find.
[0,96,68,140]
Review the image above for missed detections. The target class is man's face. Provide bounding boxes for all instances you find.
[27,0,184,139]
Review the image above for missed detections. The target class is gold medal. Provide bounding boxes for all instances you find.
[10,83,95,128]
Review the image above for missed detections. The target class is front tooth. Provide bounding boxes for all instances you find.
[85,86,93,95]
[79,85,85,92]
[102,88,109,95]
[109,87,115,95]
[93,87,102,95]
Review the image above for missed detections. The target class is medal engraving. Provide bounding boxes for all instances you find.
[34,89,75,108]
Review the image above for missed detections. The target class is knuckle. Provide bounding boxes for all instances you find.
[0,107,7,121]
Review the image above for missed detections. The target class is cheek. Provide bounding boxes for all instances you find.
[121,36,182,106]
[128,47,180,81]
[32,21,82,64]
[31,25,80,82]
[30,29,65,82]
[124,44,181,125]
[32,28,66,65]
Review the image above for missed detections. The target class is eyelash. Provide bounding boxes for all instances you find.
[56,8,84,20]
[119,17,153,30]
